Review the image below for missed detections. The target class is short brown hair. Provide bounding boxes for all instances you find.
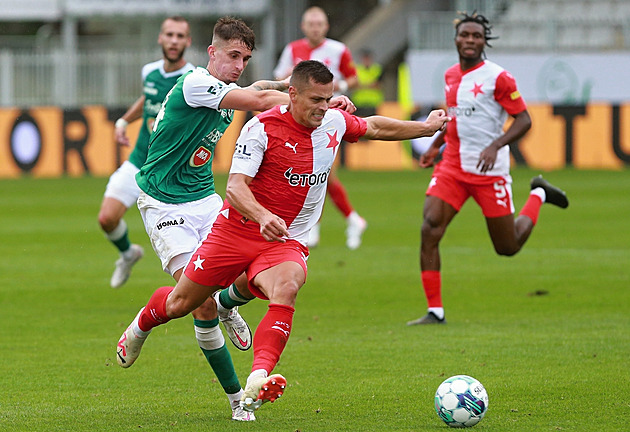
[213,16,256,51]
[290,60,333,89]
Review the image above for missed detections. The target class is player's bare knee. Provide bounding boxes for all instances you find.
[272,280,300,305]
[281,281,300,299]
[98,211,118,232]
[421,220,445,243]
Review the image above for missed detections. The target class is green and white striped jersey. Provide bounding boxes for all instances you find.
[136,67,239,203]
[127,59,194,169]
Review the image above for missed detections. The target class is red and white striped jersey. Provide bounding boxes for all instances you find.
[441,60,527,177]
[228,105,367,245]
[274,38,357,83]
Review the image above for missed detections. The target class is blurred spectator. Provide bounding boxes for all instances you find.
[352,49,384,114]
[274,6,367,250]
[397,61,417,119]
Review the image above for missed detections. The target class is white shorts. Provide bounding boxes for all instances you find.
[104,161,141,208]
[137,191,223,275]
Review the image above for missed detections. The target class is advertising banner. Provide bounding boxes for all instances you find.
[1,102,629,179]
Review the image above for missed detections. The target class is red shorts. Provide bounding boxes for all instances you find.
[427,163,515,218]
[184,213,309,300]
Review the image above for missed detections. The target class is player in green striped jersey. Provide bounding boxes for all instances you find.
[99,16,193,289]
[102,16,257,422]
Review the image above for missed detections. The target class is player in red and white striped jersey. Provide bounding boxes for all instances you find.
[275,6,367,250]
[407,13,569,326]
[119,60,449,414]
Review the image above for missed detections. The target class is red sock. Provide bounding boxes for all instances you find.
[137,286,174,332]
[519,194,543,225]
[251,303,295,374]
[327,178,353,217]
[422,270,442,308]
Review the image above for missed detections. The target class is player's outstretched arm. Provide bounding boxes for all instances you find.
[226,173,289,243]
[363,109,450,141]
[221,79,290,112]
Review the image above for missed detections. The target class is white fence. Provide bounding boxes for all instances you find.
[0,48,211,108]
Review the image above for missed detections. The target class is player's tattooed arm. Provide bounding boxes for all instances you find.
[245,77,290,92]
[221,77,290,111]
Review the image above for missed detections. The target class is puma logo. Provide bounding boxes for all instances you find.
[285,142,298,153]
[271,325,290,336]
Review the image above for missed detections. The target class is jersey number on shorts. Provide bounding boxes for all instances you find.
[494,181,508,209]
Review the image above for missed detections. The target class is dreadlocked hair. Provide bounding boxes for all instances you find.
[454,11,497,48]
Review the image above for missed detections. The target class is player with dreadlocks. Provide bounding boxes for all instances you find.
[407,12,569,325]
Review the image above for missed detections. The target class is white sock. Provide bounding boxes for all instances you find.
[248,369,268,384]
[531,187,546,203]
[228,389,244,409]
[132,313,151,338]
[194,323,225,350]
[106,219,127,241]
[346,211,362,225]
[428,307,445,320]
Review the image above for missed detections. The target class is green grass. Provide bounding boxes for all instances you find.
[0,168,629,431]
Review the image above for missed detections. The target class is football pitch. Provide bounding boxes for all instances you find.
[1,168,628,431]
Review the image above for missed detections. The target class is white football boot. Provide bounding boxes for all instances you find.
[110,244,144,288]
[240,373,287,412]
[116,307,150,367]
[345,212,367,250]
[213,290,252,351]
[231,403,256,421]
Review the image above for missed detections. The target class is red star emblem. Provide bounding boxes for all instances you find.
[471,82,484,98]
[326,131,340,152]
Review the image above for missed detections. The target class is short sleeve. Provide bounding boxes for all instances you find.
[494,70,527,115]
[182,70,239,110]
[337,109,368,143]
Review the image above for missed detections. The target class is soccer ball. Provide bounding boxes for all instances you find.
[434,375,489,428]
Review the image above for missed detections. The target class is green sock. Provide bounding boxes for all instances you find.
[106,220,131,253]
[195,318,241,394]
[219,283,252,309]
[112,233,131,253]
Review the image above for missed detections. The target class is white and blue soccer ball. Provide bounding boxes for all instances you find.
[434,375,489,428]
